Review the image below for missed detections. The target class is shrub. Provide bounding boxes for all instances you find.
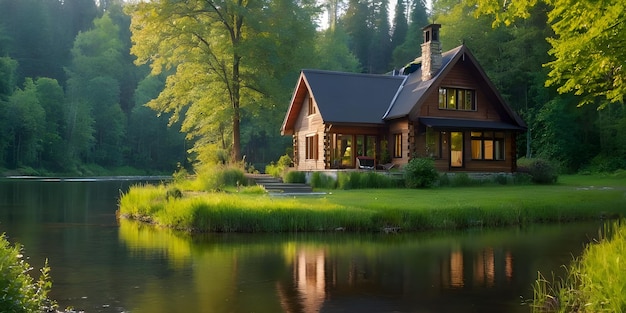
[404,158,439,188]
[0,234,54,312]
[284,171,306,183]
[519,158,559,184]
[310,172,336,189]
[264,154,293,178]
[197,166,247,191]
[493,174,509,185]
[451,173,474,186]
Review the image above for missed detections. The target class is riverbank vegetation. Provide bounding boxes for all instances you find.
[533,220,626,312]
[118,167,626,233]
[0,234,54,312]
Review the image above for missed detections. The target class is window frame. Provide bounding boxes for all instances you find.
[438,87,476,111]
[307,97,316,115]
[393,133,402,158]
[305,134,318,160]
[470,131,505,161]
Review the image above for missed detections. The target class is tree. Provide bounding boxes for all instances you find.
[35,77,68,170]
[390,0,408,60]
[392,0,429,66]
[467,0,626,107]
[127,0,319,165]
[66,13,127,165]
[342,0,371,71]
[368,0,392,73]
[3,79,46,167]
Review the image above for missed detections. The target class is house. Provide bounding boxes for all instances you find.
[280,24,527,173]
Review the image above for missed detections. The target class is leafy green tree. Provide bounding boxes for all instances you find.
[127,0,319,165]
[35,77,68,170]
[315,26,362,72]
[467,0,626,107]
[3,79,46,167]
[66,13,126,166]
[128,74,187,171]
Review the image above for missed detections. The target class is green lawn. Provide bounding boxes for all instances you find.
[118,173,626,232]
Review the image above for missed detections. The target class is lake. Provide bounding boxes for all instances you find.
[0,179,604,312]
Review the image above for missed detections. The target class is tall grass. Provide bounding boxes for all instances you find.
[533,220,626,312]
[119,174,626,233]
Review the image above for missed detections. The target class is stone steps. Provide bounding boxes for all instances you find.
[247,174,314,194]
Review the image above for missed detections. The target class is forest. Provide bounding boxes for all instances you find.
[0,0,624,175]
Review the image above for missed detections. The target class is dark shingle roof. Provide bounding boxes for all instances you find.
[302,69,405,125]
[383,46,463,120]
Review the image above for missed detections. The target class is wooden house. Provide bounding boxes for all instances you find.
[280,24,527,173]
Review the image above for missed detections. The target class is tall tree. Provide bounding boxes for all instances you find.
[368,0,392,73]
[66,13,126,165]
[3,79,46,167]
[127,0,318,165]
[467,0,626,107]
[342,0,372,71]
[392,0,429,66]
[390,0,408,62]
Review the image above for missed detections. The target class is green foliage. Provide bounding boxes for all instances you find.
[533,220,626,312]
[451,173,474,187]
[283,171,306,184]
[518,158,559,184]
[119,173,626,233]
[336,171,400,189]
[404,158,439,188]
[196,165,247,191]
[309,172,337,189]
[0,234,54,312]
[265,154,293,178]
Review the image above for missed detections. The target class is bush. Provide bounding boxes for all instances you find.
[519,158,558,184]
[0,234,53,312]
[264,154,293,178]
[284,171,306,183]
[404,158,439,188]
[310,172,336,189]
[197,165,247,191]
[451,173,474,186]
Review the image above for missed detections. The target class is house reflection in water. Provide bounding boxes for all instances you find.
[277,248,326,313]
[441,247,514,289]
[278,245,516,311]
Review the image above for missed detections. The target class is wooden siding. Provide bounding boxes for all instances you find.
[293,94,326,170]
[420,60,507,122]
[415,129,517,172]
[388,119,410,167]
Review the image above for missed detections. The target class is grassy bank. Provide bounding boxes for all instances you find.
[533,220,626,312]
[118,173,626,232]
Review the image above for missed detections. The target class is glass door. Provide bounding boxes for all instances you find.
[450,132,463,168]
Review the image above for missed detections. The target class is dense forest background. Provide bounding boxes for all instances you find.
[0,0,623,175]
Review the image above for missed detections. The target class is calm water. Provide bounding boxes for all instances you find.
[0,179,606,313]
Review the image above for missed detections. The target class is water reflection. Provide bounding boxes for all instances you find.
[118,220,600,313]
[0,179,604,313]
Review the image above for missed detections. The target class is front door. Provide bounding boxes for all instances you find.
[450,131,463,168]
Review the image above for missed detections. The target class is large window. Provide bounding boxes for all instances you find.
[471,131,505,160]
[439,88,476,111]
[305,134,318,159]
[425,127,441,158]
[393,133,402,158]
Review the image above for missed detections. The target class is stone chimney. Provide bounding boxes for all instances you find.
[421,24,442,81]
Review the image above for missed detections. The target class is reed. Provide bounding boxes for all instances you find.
[532,220,626,312]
